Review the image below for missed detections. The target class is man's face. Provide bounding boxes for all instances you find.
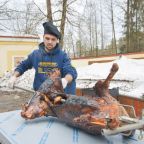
[43,34,58,51]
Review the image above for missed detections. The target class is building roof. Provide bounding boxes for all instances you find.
[0,35,40,39]
[0,34,40,42]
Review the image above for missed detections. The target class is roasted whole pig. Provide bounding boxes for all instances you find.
[21,64,136,136]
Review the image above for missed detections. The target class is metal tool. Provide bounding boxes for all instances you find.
[14,85,34,93]
[14,85,66,104]
[138,109,144,140]
[14,85,37,105]
[101,118,144,136]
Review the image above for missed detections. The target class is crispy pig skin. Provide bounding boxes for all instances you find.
[21,64,129,135]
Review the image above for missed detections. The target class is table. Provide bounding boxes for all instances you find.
[0,110,144,144]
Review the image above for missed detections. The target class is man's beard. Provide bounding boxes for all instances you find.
[45,44,56,51]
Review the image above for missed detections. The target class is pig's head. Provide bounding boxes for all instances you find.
[21,92,55,119]
[21,68,63,119]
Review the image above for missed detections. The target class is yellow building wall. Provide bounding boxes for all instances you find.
[0,41,39,76]
[1,38,144,76]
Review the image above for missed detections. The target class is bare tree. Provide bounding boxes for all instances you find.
[100,0,104,49]
[0,0,46,34]
[126,0,130,52]
[60,0,79,47]
[94,2,98,56]
[110,0,117,53]
[0,0,11,31]
[59,0,68,47]
[11,1,45,34]
[77,14,82,57]
[46,0,53,22]
[44,0,78,48]
[87,1,93,54]
[69,29,76,58]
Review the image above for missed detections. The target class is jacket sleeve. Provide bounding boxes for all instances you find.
[15,52,33,75]
[62,52,77,80]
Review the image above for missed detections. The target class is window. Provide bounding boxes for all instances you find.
[13,56,25,68]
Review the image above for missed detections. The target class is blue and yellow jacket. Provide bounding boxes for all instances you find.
[15,42,77,94]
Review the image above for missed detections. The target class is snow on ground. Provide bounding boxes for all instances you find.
[0,56,144,98]
[76,56,144,99]
[0,69,35,91]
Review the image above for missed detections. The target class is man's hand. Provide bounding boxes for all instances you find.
[8,76,17,89]
[8,71,20,89]
[61,74,73,89]
[61,78,68,89]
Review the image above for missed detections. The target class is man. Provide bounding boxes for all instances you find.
[8,22,77,94]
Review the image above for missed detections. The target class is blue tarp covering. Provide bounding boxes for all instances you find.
[0,110,144,144]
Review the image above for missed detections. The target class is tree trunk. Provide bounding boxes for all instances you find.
[100,0,104,49]
[60,0,68,48]
[89,13,92,55]
[111,0,117,54]
[126,0,130,52]
[46,0,53,22]
[94,3,98,56]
